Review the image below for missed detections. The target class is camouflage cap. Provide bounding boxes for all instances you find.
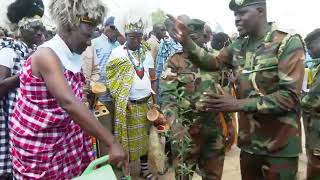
[229,0,266,11]
[187,19,205,34]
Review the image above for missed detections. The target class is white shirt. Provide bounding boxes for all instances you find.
[0,47,17,69]
[108,45,154,100]
[39,35,82,73]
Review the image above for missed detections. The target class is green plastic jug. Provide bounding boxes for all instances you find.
[73,155,117,180]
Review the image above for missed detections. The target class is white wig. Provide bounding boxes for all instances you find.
[49,0,107,31]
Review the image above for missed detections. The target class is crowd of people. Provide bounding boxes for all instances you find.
[1,0,320,179]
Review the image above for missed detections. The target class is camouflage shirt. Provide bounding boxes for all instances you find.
[184,23,305,157]
[160,52,220,124]
[302,64,320,151]
[159,50,233,159]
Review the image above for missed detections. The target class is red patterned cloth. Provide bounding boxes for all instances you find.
[9,58,94,179]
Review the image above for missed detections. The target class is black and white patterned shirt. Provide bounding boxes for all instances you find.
[0,37,32,175]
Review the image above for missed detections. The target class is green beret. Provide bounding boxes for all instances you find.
[229,0,266,11]
[187,19,205,34]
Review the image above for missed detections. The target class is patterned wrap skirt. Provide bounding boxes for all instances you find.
[126,102,150,161]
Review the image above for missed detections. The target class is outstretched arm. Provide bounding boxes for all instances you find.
[167,14,232,71]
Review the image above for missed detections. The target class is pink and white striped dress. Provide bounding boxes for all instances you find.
[9,35,94,180]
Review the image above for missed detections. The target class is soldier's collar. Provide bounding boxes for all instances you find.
[245,22,274,43]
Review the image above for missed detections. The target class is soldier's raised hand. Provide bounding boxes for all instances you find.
[167,14,189,45]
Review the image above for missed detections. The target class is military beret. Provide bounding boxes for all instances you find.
[187,19,205,34]
[305,28,320,45]
[229,0,266,11]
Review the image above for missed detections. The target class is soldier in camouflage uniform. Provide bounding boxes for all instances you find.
[301,29,320,180]
[167,0,305,179]
[160,19,235,180]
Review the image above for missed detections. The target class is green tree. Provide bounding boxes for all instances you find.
[151,9,167,25]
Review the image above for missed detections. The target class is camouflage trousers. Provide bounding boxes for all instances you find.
[172,114,225,180]
[240,151,298,180]
[306,149,320,180]
[303,111,320,180]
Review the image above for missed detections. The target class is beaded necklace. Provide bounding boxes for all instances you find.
[126,45,145,79]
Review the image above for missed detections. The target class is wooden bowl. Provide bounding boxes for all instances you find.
[153,113,166,126]
[155,123,170,133]
[90,82,106,96]
[147,107,160,122]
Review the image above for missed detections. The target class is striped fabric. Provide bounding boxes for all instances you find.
[10,58,94,179]
[106,45,151,161]
[155,38,182,103]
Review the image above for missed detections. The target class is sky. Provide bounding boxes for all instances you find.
[102,0,320,37]
[39,0,320,37]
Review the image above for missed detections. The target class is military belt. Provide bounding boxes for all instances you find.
[242,65,278,74]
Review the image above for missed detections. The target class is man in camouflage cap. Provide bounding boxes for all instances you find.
[160,18,235,180]
[229,0,266,11]
[301,28,320,180]
[168,0,305,179]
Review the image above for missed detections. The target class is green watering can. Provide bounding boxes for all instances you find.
[73,155,131,180]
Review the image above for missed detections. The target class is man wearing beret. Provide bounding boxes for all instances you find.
[301,28,320,180]
[168,0,305,179]
[160,18,235,180]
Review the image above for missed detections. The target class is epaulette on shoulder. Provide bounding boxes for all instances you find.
[274,28,305,58]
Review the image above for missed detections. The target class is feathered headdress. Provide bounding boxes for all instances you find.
[113,0,153,35]
[49,0,107,31]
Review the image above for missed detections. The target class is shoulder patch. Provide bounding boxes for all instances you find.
[275,32,305,58]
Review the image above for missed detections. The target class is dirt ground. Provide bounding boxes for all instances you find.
[124,119,308,180]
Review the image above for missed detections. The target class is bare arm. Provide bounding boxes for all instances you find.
[0,65,19,96]
[31,48,126,166]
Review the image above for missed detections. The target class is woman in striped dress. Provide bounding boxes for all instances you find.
[9,0,127,179]
[0,0,45,179]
